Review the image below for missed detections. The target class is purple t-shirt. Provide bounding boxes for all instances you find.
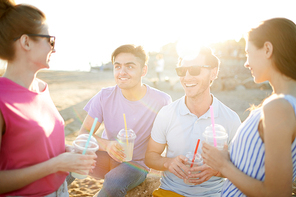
[84,84,172,169]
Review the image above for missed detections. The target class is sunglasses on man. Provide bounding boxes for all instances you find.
[14,34,56,50]
[175,65,212,77]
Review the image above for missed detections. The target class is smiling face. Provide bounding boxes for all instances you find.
[113,52,147,91]
[179,55,217,99]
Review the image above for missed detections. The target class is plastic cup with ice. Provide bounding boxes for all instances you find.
[203,124,228,150]
[71,134,99,179]
[117,129,136,161]
[183,151,203,185]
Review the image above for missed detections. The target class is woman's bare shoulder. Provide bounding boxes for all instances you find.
[36,78,47,92]
[262,94,296,139]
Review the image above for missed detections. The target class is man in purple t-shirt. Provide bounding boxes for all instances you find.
[72,45,172,197]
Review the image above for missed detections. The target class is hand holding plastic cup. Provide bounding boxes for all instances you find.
[183,152,203,185]
[71,134,99,179]
[116,129,136,161]
[203,124,228,150]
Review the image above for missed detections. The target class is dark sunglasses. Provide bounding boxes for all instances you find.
[14,34,55,49]
[175,65,212,77]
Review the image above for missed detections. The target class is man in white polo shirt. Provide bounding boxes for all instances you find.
[145,46,241,197]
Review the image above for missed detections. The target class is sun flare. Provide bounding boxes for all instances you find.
[13,0,296,71]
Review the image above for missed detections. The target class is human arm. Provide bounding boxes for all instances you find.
[186,163,221,185]
[0,110,97,193]
[79,114,125,162]
[186,116,241,185]
[0,152,96,194]
[202,98,295,196]
[145,137,190,179]
[192,111,240,185]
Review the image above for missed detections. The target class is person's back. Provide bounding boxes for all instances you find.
[155,54,164,81]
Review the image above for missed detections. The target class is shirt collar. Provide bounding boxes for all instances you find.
[180,96,191,115]
[179,94,219,118]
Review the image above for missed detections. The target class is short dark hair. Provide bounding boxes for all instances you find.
[111,44,148,67]
[247,18,296,80]
[0,0,46,61]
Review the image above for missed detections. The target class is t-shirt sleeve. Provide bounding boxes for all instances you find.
[157,91,172,108]
[83,91,104,123]
[151,107,168,144]
[166,94,173,105]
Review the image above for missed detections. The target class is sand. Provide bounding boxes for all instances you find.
[32,69,293,196]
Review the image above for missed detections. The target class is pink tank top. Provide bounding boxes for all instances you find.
[0,77,68,196]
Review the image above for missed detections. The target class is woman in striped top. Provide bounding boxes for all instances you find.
[202,17,296,197]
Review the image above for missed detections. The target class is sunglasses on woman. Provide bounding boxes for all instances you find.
[14,34,55,50]
[175,65,212,77]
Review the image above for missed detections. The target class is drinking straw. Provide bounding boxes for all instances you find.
[190,139,201,168]
[82,117,98,155]
[210,105,217,147]
[123,113,129,145]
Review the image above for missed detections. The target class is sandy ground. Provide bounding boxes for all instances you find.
[35,69,295,196]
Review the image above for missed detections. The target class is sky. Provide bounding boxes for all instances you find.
[8,0,296,71]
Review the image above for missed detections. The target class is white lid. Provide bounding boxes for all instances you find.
[203,124,228,137]
[74,134,98,144]
[117,129,136,139]
[185,152,203,162]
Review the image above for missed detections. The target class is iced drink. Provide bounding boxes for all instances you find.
[203,124,228,150]
[184,152,203,185]
[71,134,99,179]
[117,129,136,161]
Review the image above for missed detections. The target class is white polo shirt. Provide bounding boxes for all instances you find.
[151,95,241,197]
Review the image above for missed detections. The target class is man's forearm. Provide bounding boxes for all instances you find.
[145,152,171,171]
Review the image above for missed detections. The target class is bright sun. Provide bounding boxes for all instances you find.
[9,0,296,71]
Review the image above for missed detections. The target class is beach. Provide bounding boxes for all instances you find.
[0,68,293,196]
[35,69,277,196]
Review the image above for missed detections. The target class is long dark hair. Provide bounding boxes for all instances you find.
[247,18,296,80]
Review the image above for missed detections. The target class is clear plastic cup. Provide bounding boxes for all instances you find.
[117,129,136,161]
[203,124,228,150]
[74,134,98,144]
[184,152,203,185]
[71,134,99,179]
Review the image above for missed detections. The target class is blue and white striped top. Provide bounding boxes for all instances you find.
[222,95,296,197]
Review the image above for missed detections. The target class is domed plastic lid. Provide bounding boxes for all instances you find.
[117,129,136,139]
[74,134,98,144]
[185,152,203,162]
[73,140,99,151]
[203,124,227,137]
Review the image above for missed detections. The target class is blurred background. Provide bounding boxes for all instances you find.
[0,0,295,92]
[1,0,295,72]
